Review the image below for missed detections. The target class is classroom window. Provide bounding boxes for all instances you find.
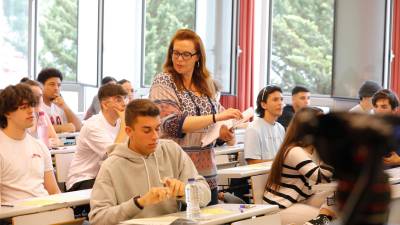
[36,0,78,82]
[0,0,29,85]
[196,0,238,93]
[142,0,196,86]
[103,0,142,86]
[269,0,334,95]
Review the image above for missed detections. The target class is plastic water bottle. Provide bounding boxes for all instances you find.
[185,178,200,219]
[37,111,49,147]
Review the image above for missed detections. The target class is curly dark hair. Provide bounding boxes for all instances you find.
[37,67,63,84]
[0,84,38,128]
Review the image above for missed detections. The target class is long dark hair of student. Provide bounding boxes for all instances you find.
[265,107,323,192]
[163,29,215,99]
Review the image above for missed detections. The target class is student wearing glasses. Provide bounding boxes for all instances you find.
[66,84,128,193]
[0,84,60,205]
[149,29,242,205]
[244,86,285,164]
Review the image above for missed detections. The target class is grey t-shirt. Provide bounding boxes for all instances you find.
[244,118,285,160]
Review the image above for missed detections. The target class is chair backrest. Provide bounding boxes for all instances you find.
[54,153,74,183]
[12,208,75,225]
[231,213,281,225]
[250,173,269,204]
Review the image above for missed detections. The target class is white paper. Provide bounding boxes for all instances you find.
[200,107,254,147]
[120,216,180,225]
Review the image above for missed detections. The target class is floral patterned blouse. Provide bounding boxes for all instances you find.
[149,72,221,189]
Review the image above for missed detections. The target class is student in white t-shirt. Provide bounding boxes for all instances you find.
[37,67,82,133]
[0,84,60,204]
[244,85,285,164]
[66,84,128,192]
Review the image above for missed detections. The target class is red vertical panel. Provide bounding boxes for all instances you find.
[391,0,400,95]
[220,0,254,111]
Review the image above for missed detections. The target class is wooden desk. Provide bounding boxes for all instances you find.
[0,189,91,219]
[214,144,244,156]
[119,204,279,225]
[217,162,272,179]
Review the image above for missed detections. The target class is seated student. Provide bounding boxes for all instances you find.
[84,76,117,120]
[278,85,310,129]
[371,89,400,166]
[66,84,128,192]
[21,79,61,147]
[264,107,335,225]
[0,84,60,204]
[37,67,82,133]
[244,85,285,164]
[349,80,382,113]
[89,99,211,225]
[117,79,134,102]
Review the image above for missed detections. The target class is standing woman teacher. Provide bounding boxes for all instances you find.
[149,29,242,204]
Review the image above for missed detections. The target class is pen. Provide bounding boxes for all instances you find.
[1,204,14,207]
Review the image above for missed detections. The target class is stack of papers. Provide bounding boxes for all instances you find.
[201,107,254,147]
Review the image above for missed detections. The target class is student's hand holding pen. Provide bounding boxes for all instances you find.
[137,187,172,207]
[162,177,185,198]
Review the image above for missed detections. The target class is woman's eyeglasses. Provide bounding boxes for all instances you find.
[171,50,198,60]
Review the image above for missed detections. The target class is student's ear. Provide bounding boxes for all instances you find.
[261,101,267,110]
[125,125,134,136]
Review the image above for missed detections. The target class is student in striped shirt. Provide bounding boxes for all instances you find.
[263,107,335,225]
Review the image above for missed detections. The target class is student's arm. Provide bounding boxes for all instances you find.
[289,147,334,185]
[89,168,143,225]
[53,96,82,131]
[53,123,76,133]
[44,171,61,194]
[113,110,127,144]
[42,145,61,194]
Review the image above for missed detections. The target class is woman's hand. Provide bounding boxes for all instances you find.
[219,125,235,142]
[215,108,243,122]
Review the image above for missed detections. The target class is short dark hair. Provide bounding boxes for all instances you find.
[101,76,117,86]
[117,79,130,85]
[292,86,310,95]
[37,68,63,84]
[98,84,128,102]
[256,85,282,118]
[21,79,43,89]
[0,84,38,128]
[372,89,399,110]
[20,77,30,83]
[125,99,160,127]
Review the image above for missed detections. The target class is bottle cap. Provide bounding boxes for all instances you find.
[39,111,45,116]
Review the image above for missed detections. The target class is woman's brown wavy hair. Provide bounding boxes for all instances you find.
[163,29,215,99]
